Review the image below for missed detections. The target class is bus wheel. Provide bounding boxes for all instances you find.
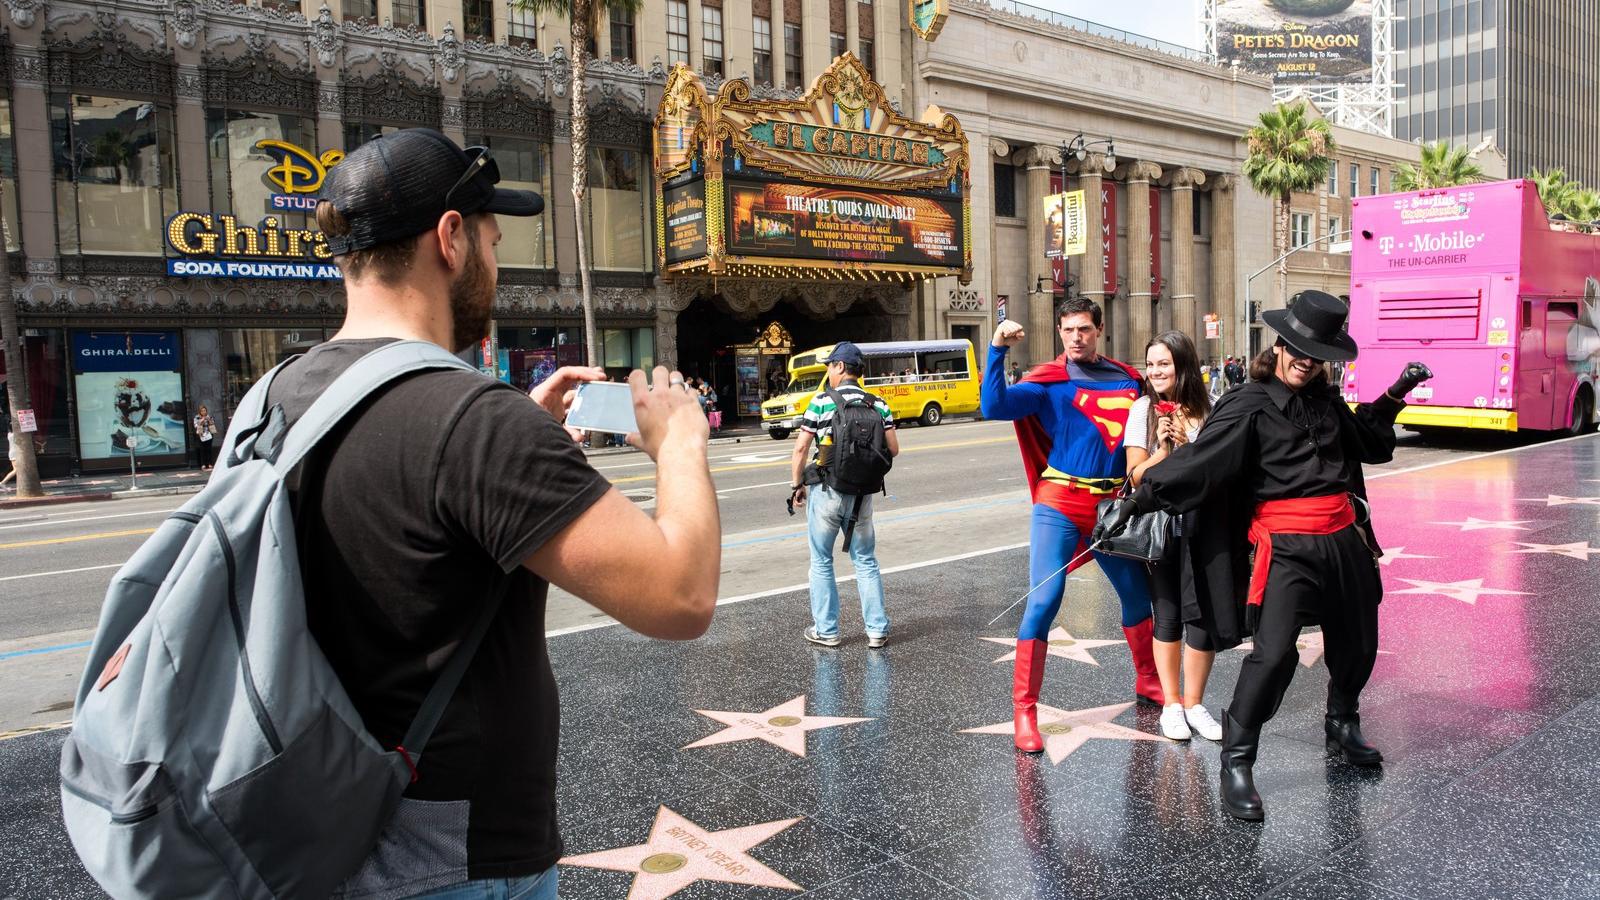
[920,403,943,427]
[1571,388,1597,436]
[769,428,790,440]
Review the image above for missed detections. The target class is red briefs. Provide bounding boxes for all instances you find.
[1246,494,1356,608]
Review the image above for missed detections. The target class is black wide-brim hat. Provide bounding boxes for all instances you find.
[1261,290,1359,363]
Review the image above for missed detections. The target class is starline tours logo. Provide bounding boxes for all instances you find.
[164,138,344,281]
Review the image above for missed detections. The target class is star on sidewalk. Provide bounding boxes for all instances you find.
[960,702,1162,764]
[1510,541,1600,561]
[682,695,871,757]
[1517,495,1600,507]
[1430,517,1535,531]
[560,806,802,899]
[1232,631,1394,668]
[1378,546,1439,567]
[981,627,1124,666]
[1390,577,1531,605]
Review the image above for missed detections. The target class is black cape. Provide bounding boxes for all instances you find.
[1134,380,1403,647]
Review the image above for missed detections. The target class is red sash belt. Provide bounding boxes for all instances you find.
[1247,494,1356,608]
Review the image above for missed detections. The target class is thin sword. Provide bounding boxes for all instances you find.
[985,540,1104,627]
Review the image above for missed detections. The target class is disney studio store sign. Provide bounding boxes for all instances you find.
[164,139,345,280]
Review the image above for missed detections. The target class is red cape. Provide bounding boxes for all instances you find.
[1013,354,1145,503]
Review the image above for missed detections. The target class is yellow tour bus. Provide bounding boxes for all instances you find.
[761,339,981,439]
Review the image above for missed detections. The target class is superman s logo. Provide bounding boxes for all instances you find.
[1074,388,1140,454]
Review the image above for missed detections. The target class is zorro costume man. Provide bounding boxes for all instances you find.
[1098,291,1432,821]
[982,300,1162,755]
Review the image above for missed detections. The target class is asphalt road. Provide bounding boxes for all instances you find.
[0,417,1553,733]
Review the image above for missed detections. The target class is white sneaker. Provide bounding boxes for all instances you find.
[1184,704,1223,741]
[1160,703,1192,741]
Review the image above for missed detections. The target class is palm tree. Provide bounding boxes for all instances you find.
[1242,101,1336,314]
[1564,189,1600,229]
[1529,167,1578,218]
[512,0,645,369]
[1,180,43,498]
[1392,141,1484,191]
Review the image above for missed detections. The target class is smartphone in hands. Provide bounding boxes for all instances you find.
[565,381,639,435]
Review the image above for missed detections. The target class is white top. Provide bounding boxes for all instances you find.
[1125,395,1201,451]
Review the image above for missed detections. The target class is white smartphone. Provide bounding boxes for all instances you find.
[566,381,639,435]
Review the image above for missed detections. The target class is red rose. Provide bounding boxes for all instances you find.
[1155,401,1178,416]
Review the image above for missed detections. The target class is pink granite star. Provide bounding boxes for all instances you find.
[1511,541,1600,561]
[981,627,1124,666]
[682,695,871,757]
[1233,630,1393,668]
[1377,546,1438,567]
[1390,577,1530,605]
[960,701,1162,764]
[560,806,803,899]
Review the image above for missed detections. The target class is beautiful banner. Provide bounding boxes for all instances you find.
[1043,189,1088,261]
[725,181,963,268]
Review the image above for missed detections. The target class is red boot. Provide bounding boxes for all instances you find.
[1123,619,1163,707]
[1013,639,1048,752]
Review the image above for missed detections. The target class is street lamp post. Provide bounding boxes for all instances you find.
[1242,228,1352,359]
[1054,134,1117,299]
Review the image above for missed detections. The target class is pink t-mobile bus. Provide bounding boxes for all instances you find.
[1345,179,1600,434]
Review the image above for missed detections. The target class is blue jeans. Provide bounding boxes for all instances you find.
[807,484,889,638]
[404,868,557,900]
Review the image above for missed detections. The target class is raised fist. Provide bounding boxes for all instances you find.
[992,320,1026,349]
[1387,361,1434,399]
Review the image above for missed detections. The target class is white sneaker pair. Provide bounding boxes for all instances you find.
[1159,703,1224,742]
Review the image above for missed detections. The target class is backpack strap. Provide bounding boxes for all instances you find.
[398,574,508,773]
[216,357,298,473]
[273,340,477,477]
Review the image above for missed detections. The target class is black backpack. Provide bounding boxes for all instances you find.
[821,386,892,495]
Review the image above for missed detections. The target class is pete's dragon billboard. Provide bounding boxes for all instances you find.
[1215,0,1372,85]
[727,181,962,269]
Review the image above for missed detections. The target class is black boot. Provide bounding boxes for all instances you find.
[1220,708,1264,821]
[1325,713,1383,766]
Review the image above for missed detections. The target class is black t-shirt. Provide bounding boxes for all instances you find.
[266,339,610,881]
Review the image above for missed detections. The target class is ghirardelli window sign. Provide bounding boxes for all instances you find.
[652,54,972,285]
[164,138,344,281]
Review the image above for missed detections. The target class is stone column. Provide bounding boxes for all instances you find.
[1209,175,1239,359]
[1022,144,1058,365]
[1124,161,1161,360]
[1167,167,1205,342]
[655,306,680,370]
[9,46,58,263]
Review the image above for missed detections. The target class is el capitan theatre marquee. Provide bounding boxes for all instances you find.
[164,139,346,281]
[654,53,971,285]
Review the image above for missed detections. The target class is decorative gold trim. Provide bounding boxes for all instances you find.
[909,0,949,42]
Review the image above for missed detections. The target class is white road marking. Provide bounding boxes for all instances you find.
[0,563,125,582]
[716,480,794,496]
[0,506,184,531]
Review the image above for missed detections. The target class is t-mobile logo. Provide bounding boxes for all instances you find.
[1378,235,1395,255]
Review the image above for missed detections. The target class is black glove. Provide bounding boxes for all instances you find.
[1387,361,1433,399]
[1092,498,1138,543]
[786,484,806,516]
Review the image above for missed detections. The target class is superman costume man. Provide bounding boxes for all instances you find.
[981,298,1160,753]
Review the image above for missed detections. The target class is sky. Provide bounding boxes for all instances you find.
[1014,0,1206,51]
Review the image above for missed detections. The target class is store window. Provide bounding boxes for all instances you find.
[1291,211,1312,249]
[342,0,375,20]
[463,0,493,41]
[1,97,19,252]
[498,326,585,390]
[830,32,845,61]
[777,24,804,92]
[667,1,690,67]
[753,17,773,85]
[70,330,188,471]
[509,3,536,48]
[858,38,874,77]
[51,94,178,257]
[223,328,327,418]
[206,108,316,229]
[466,134,554,269]
[0,329,72,475]
[587,146,648,272]
[609,6,636,62]
[344,122,400,151]
[602,327,655,373]
[993,162,1017,218]
[702,7,725,77]
[392,0,424,29]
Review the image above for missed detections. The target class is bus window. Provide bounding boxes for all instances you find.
[1546,302,1578,360]
[784,373,824,395]
[918,350,969,377]
[865,355,914,383]
[1521,300,1532,332]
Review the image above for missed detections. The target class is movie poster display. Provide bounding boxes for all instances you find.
[70,331,188,470]
[1215,0,1372,85]
[664,179,708,264]
[725,181,963,269]
[1043,190,1087,260]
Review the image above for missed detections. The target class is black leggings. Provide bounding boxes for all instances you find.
[197,439,214,468]
[1147,555,1217,651]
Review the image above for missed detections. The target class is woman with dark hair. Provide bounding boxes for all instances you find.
[1124,331,1222,742]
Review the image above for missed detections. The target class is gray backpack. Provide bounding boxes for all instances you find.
[60,340,503,899]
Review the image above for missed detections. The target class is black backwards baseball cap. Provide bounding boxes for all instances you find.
[317,128,544,256]
[823,341,865,366]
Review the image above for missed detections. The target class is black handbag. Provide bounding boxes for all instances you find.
[1093,399,1176,562]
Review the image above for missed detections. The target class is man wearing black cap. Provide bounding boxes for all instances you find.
[789,341,899,648]
[1097,290,1432,821]
[277,129,720,897]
